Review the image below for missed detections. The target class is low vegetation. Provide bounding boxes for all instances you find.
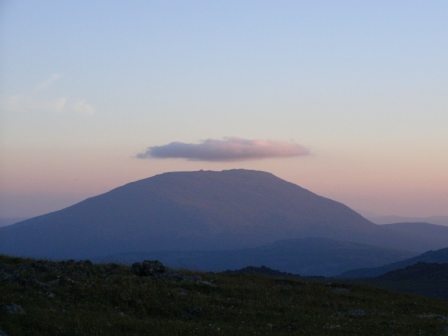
[1,255,448,335]
[362,262,448,300]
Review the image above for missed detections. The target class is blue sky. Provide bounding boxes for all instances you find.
[1,0,447,218]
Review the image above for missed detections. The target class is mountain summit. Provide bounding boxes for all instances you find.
[0,169,443,259]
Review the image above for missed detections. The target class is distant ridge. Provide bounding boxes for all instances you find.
[0,169,445,260]
[101,237,414,276]
[340,247,448,278]
[222,265,298,278]
[381,222,448,248]
[369,215,448,226]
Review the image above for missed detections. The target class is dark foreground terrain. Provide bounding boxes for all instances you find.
[1,256,448,336]
[362,263,448,300]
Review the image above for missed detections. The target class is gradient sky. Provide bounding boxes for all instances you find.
[1,0,447,218]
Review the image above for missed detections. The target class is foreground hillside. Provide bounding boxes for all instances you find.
[363,263,448,300]
[1,256,448,335]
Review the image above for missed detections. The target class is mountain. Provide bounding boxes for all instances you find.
[364,263,448,300]
[0,169,445,260]
[370,215,448,226]
[101,237,414,276]
[222,265,298,277]
[0,217,24,227]
[340,247,448,278]
[382,222,448,248]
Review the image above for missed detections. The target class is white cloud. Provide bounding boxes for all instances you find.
[3,74,96,116]
[34,73,63,92]
[138,137,310,162]
[71,99,95,115]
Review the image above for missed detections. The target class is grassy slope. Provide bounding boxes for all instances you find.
[1,256,448,336]
[360,263,448,300]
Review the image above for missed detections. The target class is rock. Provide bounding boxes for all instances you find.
[131,260,166,276]
[2,303,25,315]
[332,287,351,295]
[176,288,189,296]
[183,306,202,319]
[198,280,216,287]
[58,276,76,285]
[418,313,448,321]
[166,272,187,281]
[324,324,341,329]
[348,308,367,317]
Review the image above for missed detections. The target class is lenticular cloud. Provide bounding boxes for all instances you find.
[137,137,309,161]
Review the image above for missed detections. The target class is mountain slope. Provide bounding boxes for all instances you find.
[0,169,444,259]
[370,215,448,226]
[102,237,415,276]
[0,217,24,227]
[341,247,448,278]
[363,263,448,300]
[382,222,448,247]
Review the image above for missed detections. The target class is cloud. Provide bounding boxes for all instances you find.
[71,99,96,115]
[137,137,309,161]
[5,95,96,115]
[34,73,63,92]
[3,74,96,116]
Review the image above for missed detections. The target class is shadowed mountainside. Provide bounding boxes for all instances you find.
[0,218,24,228]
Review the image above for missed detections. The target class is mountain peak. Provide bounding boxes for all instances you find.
[149,168,278,180]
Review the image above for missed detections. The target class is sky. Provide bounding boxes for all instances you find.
[1,0,447,219]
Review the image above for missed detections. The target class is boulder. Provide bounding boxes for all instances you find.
[131,260,166,276]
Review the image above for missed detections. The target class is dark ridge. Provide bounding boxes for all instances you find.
[340,247,448,278]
